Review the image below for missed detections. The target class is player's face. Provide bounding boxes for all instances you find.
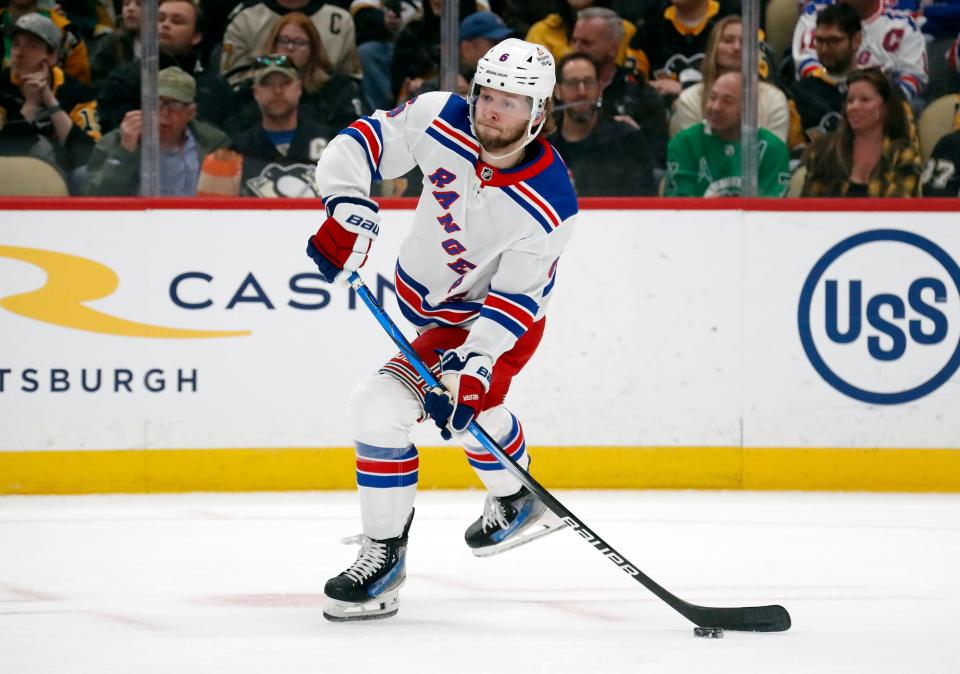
[10,33,55,77]
[473,87,533,150]
[557,58,600,123]
[254,72,302,119]
[274,24,312,70]
[158,1,200,54]
[845,80,885,134]
[715,22,742,72]
[813,24,856,72]
[705,73,742,139]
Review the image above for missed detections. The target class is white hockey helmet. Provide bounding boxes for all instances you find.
[469,38,556,148]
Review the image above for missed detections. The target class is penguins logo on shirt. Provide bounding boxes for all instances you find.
[655,53,704,85]
[246,163,320,198]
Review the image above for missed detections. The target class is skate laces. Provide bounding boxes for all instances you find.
[340,535,388,583]
[481,494,513,533]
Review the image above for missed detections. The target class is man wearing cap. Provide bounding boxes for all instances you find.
[0,13,99,178]
[0,0,91,83]
[459,11,515,76]
[198,55,335,197]
[84,66,229,195]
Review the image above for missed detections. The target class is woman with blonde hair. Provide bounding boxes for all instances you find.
[800,67,921,197]
[670,15,789,142]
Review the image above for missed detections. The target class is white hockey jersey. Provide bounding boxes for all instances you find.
[793,0,928,100]
[314,91,578,364]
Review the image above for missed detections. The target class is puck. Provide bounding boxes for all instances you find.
[693,627,724,639]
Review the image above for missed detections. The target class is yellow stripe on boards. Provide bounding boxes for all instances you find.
[1,446,959,495]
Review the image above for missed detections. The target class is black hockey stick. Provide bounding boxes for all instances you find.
[348,271,791,632]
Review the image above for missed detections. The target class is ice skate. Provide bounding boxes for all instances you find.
[323,510,414,622]
[465,486,566,557]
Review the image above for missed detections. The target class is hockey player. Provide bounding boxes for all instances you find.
[306,38,578,622]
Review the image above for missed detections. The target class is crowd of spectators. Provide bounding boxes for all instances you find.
[2,0,960,198]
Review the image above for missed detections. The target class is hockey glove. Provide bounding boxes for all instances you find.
[306,197,381,284]
[423,350,493,440]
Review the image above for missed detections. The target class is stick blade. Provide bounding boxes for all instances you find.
[688,604,792,632]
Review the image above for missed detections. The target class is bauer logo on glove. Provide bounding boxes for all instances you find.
[306,196,381,284]
[423,350,493,440]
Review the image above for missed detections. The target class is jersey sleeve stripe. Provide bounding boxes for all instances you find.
[490,288,539,314]
[486,290,538,322]
[340,118,383,179]
[542,270,557,298]
[897,73,921,99]
[478,305,528,338]
[323,194,379,217]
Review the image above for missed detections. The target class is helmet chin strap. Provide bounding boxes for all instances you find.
[480,143,526,161]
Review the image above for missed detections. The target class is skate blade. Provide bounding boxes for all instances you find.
[471,514,568,558]
[323,588,400,622]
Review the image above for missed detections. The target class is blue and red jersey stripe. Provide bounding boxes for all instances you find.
[339,117,384,180]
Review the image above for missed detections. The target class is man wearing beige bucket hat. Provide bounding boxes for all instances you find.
[84,66,229,195]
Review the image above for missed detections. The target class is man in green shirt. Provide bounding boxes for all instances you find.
[664,71,790,197]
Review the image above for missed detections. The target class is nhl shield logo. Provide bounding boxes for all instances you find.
[480,166,494,181]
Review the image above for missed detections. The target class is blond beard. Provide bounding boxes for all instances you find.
[475,119,527,150]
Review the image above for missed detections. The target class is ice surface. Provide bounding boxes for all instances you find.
[1,490,958,673]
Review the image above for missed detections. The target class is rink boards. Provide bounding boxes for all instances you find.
[1,199,959,494]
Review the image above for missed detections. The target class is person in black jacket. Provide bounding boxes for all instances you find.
[89,0,141,88]
[922,129,960,198]
[571,7,668,165]
[0,14,99,182]
[629,0,740,97]
[207,55,336,197]
[97,0,235,132]
[550,52,656,195]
